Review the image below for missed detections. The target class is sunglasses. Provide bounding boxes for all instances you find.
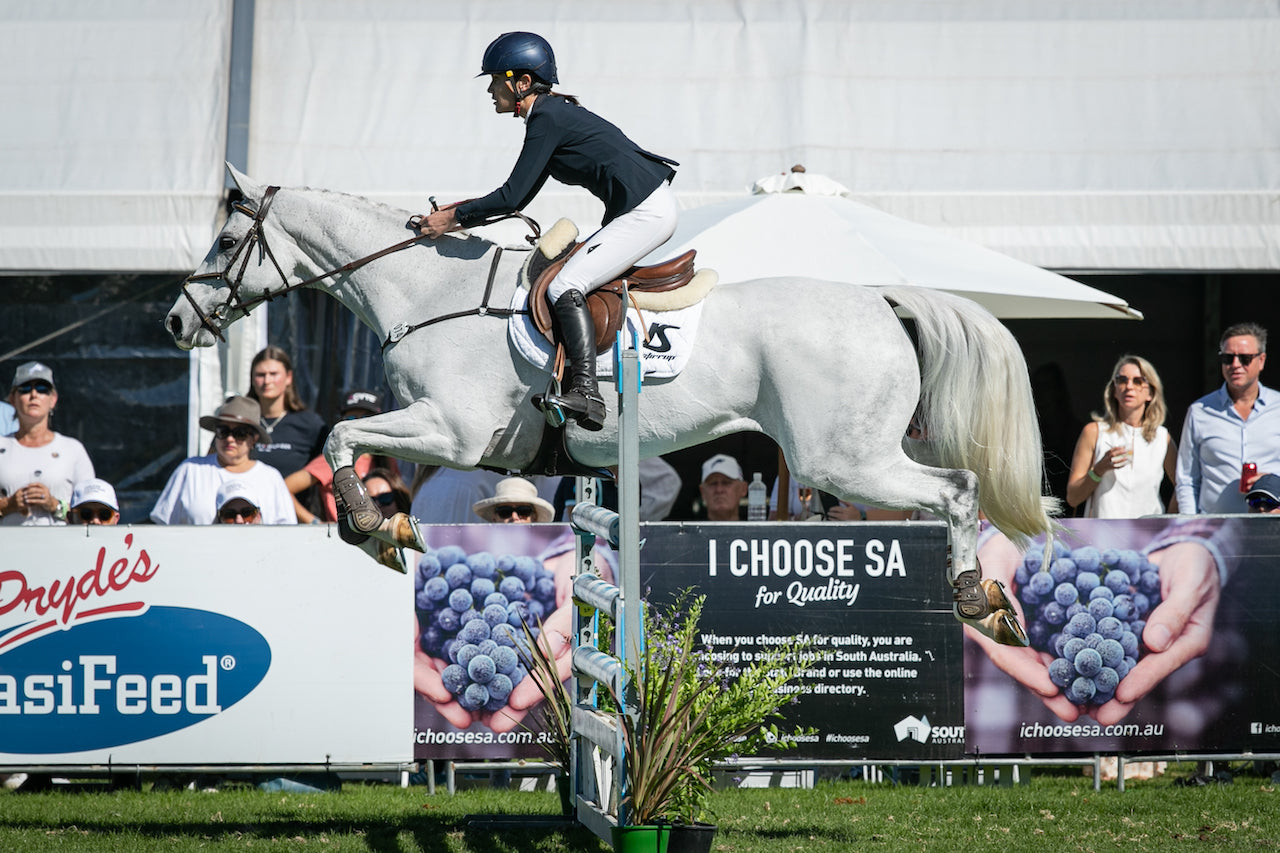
[15,381,54,395]
[372,492,397,506]
[1247,495,1279,512]
[215,425,259,441]
[494,504,535,520]
[73,506,116,523]
[1219,352,1261,366]
[218,505,259,522]
[1113,375,1148,388]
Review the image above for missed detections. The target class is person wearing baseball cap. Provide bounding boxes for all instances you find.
[69,478,120,525]
[286,389,388,524]
[1,361,95,526]
[214,480,263,524]
[151,395,295,525]
[1245,473,1280,514]
[699,453,746,521]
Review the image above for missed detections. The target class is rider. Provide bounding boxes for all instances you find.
[418,32,679,431]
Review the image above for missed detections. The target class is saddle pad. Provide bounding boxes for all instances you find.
[508,284,704,380]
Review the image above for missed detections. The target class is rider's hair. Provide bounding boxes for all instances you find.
[247,345,307,413]
[516,72,579,106]
[1093,354,1167,444]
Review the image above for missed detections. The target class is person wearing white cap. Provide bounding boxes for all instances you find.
[471,477,555,523]
[698,453,747,521]
[214,480,263,524]
[0,361,95,526]
[151,395,296,525]
[69,478,120,525]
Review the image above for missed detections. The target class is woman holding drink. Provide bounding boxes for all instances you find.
[1067,355,1178,517]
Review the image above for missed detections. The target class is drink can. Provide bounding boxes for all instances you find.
[1241,461,1258,492]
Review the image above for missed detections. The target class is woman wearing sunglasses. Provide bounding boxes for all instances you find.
[1066,355,1178,517]
[151,396,295,525]
[0,362,95,526]
[470,477,554,523]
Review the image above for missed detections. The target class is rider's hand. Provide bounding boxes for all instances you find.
[419,208,459,239]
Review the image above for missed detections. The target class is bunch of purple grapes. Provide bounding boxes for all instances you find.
[414,545,558,712]
[1014,543,1162,708]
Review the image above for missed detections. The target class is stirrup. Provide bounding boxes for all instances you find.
[333,465,383,534]
[533,376,604,431]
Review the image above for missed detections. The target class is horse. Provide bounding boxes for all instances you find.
[166,167,1058,646]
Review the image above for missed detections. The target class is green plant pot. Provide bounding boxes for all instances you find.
[666,822,717,853]
[611,824,670,853]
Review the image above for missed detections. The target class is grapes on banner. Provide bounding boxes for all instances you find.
[1015,544,1161,709]
[414,545,560,717]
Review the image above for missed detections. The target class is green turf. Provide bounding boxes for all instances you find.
[0,767,1275,852]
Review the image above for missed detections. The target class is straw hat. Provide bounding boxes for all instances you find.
[471,477,555,523]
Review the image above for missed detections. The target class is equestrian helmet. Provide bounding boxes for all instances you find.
[480,32,558,85]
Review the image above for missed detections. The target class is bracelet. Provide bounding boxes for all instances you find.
[1087,468,1103,483]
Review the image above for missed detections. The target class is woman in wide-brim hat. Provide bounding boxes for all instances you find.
[151,395,296,525]
[472,477,555,523]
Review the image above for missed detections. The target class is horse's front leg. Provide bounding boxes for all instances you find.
[325,400,470,557]
[948,497,1027,648]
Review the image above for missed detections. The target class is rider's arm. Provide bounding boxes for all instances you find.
[454,104,558,227]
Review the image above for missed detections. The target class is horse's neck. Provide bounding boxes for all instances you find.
[277,190,503,339]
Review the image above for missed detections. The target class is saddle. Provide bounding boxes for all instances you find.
[527,234,699,351]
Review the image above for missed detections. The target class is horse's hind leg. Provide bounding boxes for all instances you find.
[816,455,1027,647]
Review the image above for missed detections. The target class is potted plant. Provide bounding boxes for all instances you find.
[617,591,811,852]
[519,623,575,817]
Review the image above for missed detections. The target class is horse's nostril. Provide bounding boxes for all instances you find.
[167,314,183,339]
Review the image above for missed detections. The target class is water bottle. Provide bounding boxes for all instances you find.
[747,472,767,521]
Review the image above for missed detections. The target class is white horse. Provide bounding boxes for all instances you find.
[167,168,1057,646]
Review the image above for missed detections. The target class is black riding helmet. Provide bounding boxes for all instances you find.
[479,31,558,85]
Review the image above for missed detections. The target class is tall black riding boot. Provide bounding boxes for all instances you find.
[545,289,606,431]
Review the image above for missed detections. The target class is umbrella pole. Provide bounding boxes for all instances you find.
[776,448,790,521]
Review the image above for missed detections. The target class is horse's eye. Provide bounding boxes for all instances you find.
[219,235,236,251]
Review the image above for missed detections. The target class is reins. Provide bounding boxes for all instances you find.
[180,185,536,346]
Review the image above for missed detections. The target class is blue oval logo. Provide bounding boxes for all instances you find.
[0,606,271,753]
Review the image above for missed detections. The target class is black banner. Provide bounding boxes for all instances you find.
[641,522,965,760]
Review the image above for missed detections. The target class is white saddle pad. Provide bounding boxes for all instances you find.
[507,285,704,380]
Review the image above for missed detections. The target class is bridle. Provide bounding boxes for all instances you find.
[180,185,540,345]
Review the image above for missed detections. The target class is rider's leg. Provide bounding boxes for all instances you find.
[543,182,677,430]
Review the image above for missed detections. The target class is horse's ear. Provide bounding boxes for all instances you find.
[226,162,264,201]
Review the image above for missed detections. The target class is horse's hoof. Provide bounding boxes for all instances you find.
[376,543,407,573]
[961,607,1030,647]
[382,512,425,552]
[333,466,382,533]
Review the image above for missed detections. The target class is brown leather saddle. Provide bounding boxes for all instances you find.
[528,242,698,352]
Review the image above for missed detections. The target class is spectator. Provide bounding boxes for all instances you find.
[0,362,94,526]
[699,453,746,521]
[1176,322,1280,513]
[286,388,387,524]
[247,346,327,482]
[151,396,295,525]
[0,399,16,435]
[364,465,413,519]
[69,478,119,525]
[472,477,555,523]
[1067,355,1178,517]
[1245,473,1280,514]
[214,480,263,524]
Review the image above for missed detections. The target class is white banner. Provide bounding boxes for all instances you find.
[0,526,411,766]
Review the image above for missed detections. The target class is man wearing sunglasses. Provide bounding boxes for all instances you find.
[69,478,120,525]
[151,395,295,525]
[1245,474,1280,515]
[213,480,263,525]
[471,477,554,523]
[1175,322,1280,513]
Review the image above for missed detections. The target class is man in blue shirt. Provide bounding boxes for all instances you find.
[1176,322,1280,513]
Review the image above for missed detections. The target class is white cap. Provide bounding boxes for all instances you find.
[70,478,118,512]
[215,479,261,511]
[701,453,743,483]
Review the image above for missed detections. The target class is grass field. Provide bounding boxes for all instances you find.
[0,765,1275,852]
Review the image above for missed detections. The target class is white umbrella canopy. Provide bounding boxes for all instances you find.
[646,171,1141,320]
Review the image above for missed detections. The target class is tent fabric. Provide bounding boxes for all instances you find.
[1,1,1277,273]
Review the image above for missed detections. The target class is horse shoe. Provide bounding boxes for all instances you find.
[952,569,1029,647]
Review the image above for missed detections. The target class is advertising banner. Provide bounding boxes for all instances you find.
[965,516,1280,755]
[641,522,965,760]
[412,524,602,761]
[0,526,410,766]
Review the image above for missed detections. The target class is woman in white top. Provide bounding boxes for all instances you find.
[151,395,295,525]
[1067,355,1178,518]
[0,362,94,526]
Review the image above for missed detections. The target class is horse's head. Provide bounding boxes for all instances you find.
[166,166,298,349]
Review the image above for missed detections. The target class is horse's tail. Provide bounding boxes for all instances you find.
[880,285,1060,545]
